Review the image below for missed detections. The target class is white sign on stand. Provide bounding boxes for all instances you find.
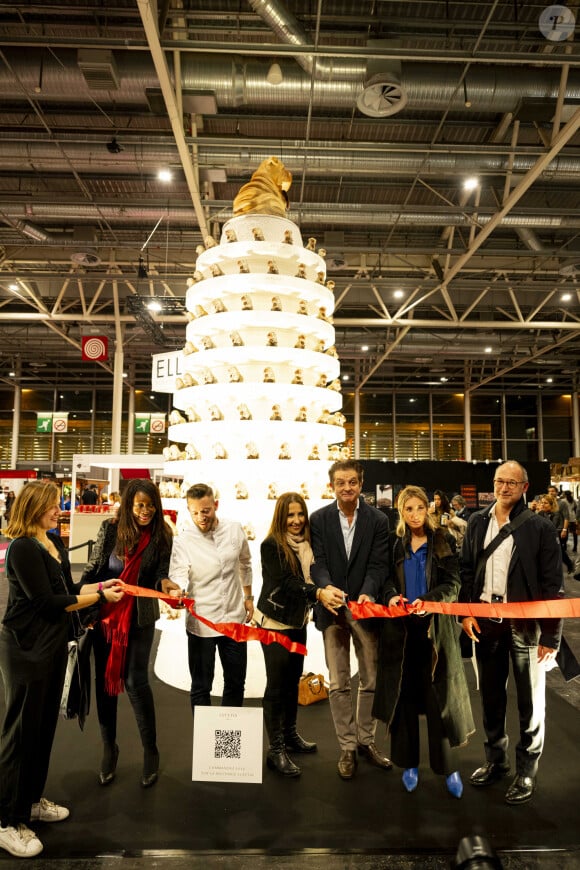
[192,706,263,784]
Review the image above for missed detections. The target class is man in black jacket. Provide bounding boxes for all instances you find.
[310,460,392,780]
[459,460,562,805]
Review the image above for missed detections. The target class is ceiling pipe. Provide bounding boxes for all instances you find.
[2,202,580,230]
[0,50,579,115]
[246,0,364,80]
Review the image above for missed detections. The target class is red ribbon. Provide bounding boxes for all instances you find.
[348,597,580,621]
[118,582,308,656]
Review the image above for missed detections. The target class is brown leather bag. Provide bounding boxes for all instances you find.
[298,672,329,706]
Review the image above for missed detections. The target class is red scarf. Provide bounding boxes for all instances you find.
[100,528,151,695]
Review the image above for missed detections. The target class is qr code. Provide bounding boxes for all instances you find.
[214,729,242,759]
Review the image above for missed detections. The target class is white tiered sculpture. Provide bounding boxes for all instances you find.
[155,204,346,697]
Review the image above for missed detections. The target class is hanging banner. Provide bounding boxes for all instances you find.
[81,335,109,361]
[36,412,53,433]
[150,413,166,434]
[151,350,183,392]
[135,413,151,434]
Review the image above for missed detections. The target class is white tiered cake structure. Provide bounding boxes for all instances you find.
[155,212,346,695]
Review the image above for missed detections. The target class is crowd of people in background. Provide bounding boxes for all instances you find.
[0,464,577,857]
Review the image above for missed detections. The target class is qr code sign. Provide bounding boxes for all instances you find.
[214,729,242,759]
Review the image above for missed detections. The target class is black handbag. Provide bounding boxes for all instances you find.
[60,629,93,729]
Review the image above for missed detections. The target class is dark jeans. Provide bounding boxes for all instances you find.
[475,618,545,777]
[390,617,454,775]
[93,620,157,747]
[0,644,67,826]
[187,632,246,713]
[560,537,573,571]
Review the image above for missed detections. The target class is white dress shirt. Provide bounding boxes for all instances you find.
[480,504,513,603]
[169,517,252,638]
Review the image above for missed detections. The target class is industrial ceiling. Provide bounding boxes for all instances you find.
[0,0,579,399]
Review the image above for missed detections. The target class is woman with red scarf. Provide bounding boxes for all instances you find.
[81,479,176,788]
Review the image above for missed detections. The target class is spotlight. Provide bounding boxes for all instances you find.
[106,137,123,154]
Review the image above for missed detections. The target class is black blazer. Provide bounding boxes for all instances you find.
[310,497,389,631]
[459,497,563,650]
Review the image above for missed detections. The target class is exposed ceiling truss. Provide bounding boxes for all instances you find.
[0,0,579,398]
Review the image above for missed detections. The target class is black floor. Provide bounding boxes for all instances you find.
[1,552,580,868]
[0,656,574,867]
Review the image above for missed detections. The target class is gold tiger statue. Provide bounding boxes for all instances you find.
[233,157,292,217]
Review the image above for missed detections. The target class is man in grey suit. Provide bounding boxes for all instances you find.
[310,460,392,780]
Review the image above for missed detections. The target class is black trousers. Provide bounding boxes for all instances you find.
[261,626,306,736]
[262,628,306,712]
[187,632,247,713]
[390,617,454,776]
[93,620,157,748]
[475,618,545,777]
[0,642,67,827]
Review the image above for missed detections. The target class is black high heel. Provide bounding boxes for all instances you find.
[99,743,119,786]
[141,747,159,788]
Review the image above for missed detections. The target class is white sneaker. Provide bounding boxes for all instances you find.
[0,824,43,857]
[30,798,70,823]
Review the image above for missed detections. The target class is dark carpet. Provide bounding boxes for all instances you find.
[5,652,576,861]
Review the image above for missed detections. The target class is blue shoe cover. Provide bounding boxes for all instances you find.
[402,767,419,792]
[446,771,463,798]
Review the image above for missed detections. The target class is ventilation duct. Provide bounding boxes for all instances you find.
[77,50,119,90]
[15,220,52,242]
[356,41,407,118]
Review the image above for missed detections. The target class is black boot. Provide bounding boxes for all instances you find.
[128,686,159,787]
[284,727,317,753]
[284,683,317,753]
[142,747,160,788]
[263,700,301,777]
[267,736,301,777]
[99,742,119,786]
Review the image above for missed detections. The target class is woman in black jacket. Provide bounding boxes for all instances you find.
[255,492,324,777]
[0,482,123,858]
[537,494,573,572]
[80,479,176,788]
[373,485,474,798]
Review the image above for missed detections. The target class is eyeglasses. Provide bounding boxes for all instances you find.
[493,478,524,489]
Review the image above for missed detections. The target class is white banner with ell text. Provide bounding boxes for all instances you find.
[151,350,184,393]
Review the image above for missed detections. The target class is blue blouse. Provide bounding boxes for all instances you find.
[404,542,428,601]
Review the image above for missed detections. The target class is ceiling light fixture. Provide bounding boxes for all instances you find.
[393,289,404,298]
[463,177,479,191]
[157,168,172,183]
[561,292,572,301]
[361,344,369,352]
[484,346,492,353]
[266,62,283,85]
[147,299,162,312]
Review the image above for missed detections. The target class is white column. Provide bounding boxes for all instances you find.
[111,279,124,455]
[500,393,508,460]
[127,382,135,455]
[537,392,544,460]
[10,359,21,468]
[111,348,124,455]
[464,391,472,461]
[572,390,580,458]
[354,388,360,458]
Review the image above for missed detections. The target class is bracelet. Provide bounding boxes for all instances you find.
[97,588,106,602]
[244,595,254,601]
[98,582,103,591]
